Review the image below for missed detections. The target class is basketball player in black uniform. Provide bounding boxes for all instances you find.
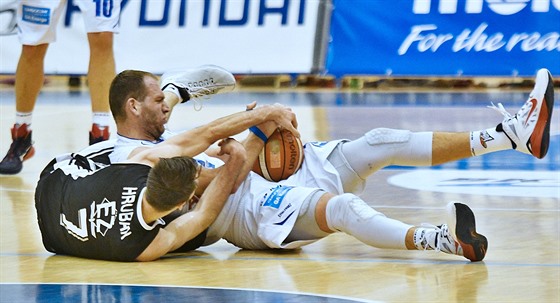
[35,137,245,261]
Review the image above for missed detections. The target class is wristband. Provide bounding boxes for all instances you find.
[249,126,268,143]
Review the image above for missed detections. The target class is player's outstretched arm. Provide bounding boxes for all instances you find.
[136,138,246,261]
[129,103,298,166]
[196,103,298,192]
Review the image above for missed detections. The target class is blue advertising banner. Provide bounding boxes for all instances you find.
[0,0,323,74]
[326,0,560,76]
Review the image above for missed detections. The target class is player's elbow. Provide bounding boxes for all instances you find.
[136,255,160,262]
[135,250,164,262]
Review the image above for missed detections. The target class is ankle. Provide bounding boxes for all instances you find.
[412,227,432,251]
[469,127,512,156]
[12,123,32,138]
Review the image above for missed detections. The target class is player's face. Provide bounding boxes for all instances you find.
[177,179,199,212]
[139,77,170,140]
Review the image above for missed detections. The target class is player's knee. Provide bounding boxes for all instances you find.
[364,128,410,146]
[327,144,366,194]
[326,193,383,231]
[22,44,48,58]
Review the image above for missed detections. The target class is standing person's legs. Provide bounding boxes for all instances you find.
[87,31,115,144]
[0,0,65,174]
[0,44,48,174]
[77,0,121,144]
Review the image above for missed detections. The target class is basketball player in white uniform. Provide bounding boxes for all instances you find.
[85,67,554,262]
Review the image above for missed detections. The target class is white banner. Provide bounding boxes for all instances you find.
[0,0,322,75]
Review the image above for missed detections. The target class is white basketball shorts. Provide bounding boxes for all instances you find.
[17,0,121,45]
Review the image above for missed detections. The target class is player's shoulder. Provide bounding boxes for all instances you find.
[78,139,116,165]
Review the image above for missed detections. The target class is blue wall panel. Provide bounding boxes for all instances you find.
[326,0,560,76]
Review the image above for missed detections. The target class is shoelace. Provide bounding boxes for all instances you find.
[488,102,514,119]
[191,99,204,111]
[414,223,443,252]
[189,86,216,99]
[189,87,216,111]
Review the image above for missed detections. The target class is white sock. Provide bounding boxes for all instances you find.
[325,193,412,250]
[92,112,111,127]
[15,112,32,128]
[413,227,433,250]
[469,127,512,156]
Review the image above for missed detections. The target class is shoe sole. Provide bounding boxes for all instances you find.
[529,69,555,159]
[0,146,34,175]
[447,202,488,262]
[23,146,35,161]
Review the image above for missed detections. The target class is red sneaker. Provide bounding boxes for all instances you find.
[89,124,110,145]
[0,124,35,174]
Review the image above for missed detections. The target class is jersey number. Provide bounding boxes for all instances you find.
[93,0,114,17]
[60,209,89,241]
[59,199,117,242]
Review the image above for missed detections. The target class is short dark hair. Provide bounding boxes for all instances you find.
[146,157,200,212]
[109,70,158,123]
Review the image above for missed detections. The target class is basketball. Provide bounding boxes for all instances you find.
[252,129,304,182]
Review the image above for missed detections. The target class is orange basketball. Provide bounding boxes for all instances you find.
[252,129,304,182]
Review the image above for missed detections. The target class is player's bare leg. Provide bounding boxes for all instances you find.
[432,132,471,165]
[0,44,47,174]
[87,32,114,144]
[15,44,48,113]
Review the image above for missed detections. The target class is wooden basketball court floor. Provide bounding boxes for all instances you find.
[0,85,558,302]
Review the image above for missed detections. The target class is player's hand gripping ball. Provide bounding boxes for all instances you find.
[252,129,304,182]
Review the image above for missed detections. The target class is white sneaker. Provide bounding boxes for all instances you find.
[414,223,463,256]
[492,68,554,159]
[161,64,236,101]
[414,202,487,262]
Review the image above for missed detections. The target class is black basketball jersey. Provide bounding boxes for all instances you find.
[35,156,159,261]
[34,153,204,262]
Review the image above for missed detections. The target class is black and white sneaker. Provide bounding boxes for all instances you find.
[414,202,487,262]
